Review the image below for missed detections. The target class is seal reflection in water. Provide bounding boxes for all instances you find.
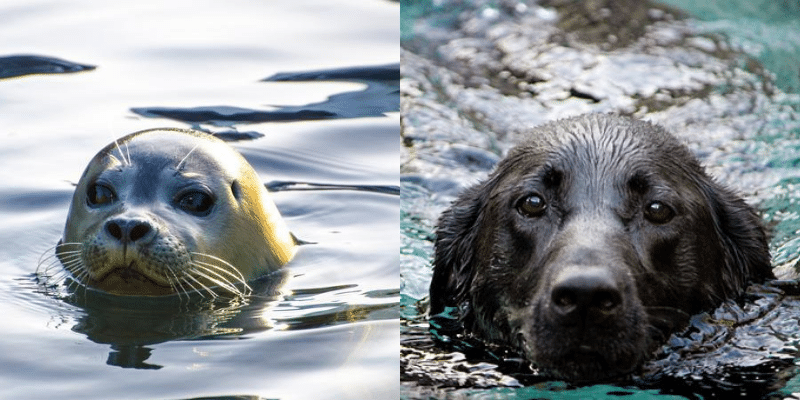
[50,128,297,297]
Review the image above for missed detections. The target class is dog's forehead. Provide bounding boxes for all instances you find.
[552,118,659,157]
[497,115,699,196]
[509,130,654,177]
[535,115,681,164]
[552,132,653,175]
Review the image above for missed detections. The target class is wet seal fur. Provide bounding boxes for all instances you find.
[49,128,297,297]
[430,114,773,382]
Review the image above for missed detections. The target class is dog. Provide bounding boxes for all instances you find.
[429,113,773,381]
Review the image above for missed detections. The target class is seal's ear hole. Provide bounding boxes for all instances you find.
[231,180,242,201]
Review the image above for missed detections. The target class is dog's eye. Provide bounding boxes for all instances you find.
[87,183,116,207]
[517,194,547,217]
[644,201,674,224]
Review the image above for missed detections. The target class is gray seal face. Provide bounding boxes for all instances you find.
[55,128,297,296]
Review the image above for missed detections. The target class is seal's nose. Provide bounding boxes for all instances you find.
[104,218,154,244]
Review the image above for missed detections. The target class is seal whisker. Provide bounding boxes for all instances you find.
[192,258,248,285]
[38,242,82,269]
[183,273,219,298]
[67,275,87,292]
[177,276,203,298]
[36,254,81,284]
[169,269,198,301]
[60,260,87,278]
[37,243,86,291]
[62,265,89,290]
[55,242,84,253]
[62,258,88,276]
[41,252,82,275]
[36,258,62,275]
[191,261,249,294]
[39,267,69,287]
[176,272,214,298]
[189,265,239,296]
[58,253,84,266]
[67,269,86,283]
[113,138,130,166]
[54,250,82,256]
[191,252,251,287]
[164,274,182,301]
[60,261,80,273]
[50,268,73,281]
[54,254,83,267]
[109,154,122,166]
[54,248,83,256]
[175,143,200,173]
[166,268,192,301]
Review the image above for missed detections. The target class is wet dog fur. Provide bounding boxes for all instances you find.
[429,114,773,381]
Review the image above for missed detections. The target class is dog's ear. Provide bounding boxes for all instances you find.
[429,181,492,319]
[702,182,773,299]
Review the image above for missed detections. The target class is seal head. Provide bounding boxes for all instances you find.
[57,128,297,296]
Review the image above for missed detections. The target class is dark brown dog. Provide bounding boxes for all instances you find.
[430,114,773,381]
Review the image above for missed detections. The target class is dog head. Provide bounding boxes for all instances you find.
[430,114,772,381]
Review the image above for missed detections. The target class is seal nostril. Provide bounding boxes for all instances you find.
[106,221,123,241]
[129,223,151,242]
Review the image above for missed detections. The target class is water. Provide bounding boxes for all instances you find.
[401,0,800,398]
[658,0,800,93]
[0,1,399,399]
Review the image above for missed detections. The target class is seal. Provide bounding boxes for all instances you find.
[52,128,297,297]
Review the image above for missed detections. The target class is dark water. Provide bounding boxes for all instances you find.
[401,0,800,398]
[0,1,399,399]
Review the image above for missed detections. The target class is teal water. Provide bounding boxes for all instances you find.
[658,0,800,93]
[401,0,800,398]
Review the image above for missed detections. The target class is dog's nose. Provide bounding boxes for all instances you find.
[105,218,155,244]
[550,266,622,325]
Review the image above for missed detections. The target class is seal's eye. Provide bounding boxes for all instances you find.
[644,201,675,224]
[87,183,116,207]
[516,194,547,217]
[177,191,214,216]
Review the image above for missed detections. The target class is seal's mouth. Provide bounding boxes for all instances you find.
[112,262,151,280]
[91,262,175,296]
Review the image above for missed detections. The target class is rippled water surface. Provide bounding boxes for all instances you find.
[401,0,800,398]
[0,1,399,399]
